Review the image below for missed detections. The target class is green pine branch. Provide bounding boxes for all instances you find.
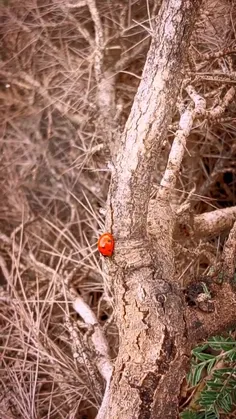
[181,334,236,419]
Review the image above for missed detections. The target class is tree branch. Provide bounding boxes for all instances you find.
[159,85,206,200]
[72,295,113,384]
[159,85,234,202]
[86,0,104,82]
[109,0,202,240]
[193,206,236,237]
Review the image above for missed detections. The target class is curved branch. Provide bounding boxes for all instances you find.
[193,206,236,237]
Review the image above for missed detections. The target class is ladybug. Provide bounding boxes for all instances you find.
[97,233,114,257]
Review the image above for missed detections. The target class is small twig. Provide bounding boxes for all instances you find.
[0,66,85,125]
[114,35,150,73]
[73,295,113,384]
[54,0,94,47]
[196,48,236,71]
[159,85,206,200]
[72,294,113,419]
[61,0,87,7]
[208,86,235,119]
[186,85,206,116]
[87,0,104,82]
[64,315,103,402]
[160,83,234,202]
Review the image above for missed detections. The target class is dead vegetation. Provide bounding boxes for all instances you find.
[0,1,235,418]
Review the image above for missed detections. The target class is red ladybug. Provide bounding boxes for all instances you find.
[97,233,114,257]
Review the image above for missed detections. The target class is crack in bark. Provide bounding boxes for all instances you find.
[135,327,177,419]
[103,1,204,417]
[156,326,177,373]
[138,372,161,419]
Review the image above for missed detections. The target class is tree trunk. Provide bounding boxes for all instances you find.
[103,1,203,418]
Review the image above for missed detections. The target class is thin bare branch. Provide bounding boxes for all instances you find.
[193,206,236,237]
[0,66,86,125]
[87,0,104,82]
[159,86,206,200]
[73,295,113,384]
[54,0,94,47]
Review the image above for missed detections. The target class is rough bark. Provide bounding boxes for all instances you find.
[100,1,236,418]
[103,1,204,418]
[193,206,236,238]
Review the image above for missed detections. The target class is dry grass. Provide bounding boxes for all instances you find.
[0,0,235,418]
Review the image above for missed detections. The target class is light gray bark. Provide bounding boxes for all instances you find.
[100,1,236,418]
[103,1,203,418]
